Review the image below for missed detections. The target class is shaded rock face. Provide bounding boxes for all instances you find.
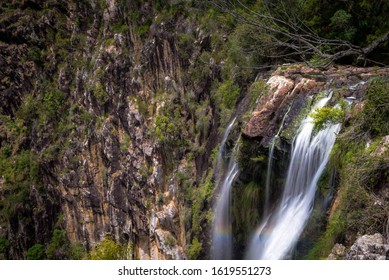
[345,233,389,260]
[0,1,220,259]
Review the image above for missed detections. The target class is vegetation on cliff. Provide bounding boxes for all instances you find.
[0,0,388,260]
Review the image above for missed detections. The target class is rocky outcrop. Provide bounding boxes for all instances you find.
[242,64,389,145]
[243,75,295,139]
[345,233,389,260]
[327,244,346,260]
[373,135,389,156]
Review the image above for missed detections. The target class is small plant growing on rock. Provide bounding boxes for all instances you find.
[309,107,344,130]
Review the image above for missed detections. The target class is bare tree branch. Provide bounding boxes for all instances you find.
[211,0,389,67]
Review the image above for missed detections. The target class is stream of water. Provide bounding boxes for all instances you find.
[247,95,341,259]
[212,117,239,259]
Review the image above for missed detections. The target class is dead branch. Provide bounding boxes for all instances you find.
[211,0,389,67]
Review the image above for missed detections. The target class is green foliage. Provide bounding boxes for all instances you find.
[43,89,66,119]
[165,234,176,248]
[177,33,195,61]
[112,19,129,34]
[88,236,129,260]
[0,150,40,220]
[215,79,240,110]
[134,19,152,37]
[0,236,10,259]
[157,193,164,206]
[362,78,389,136]
[187,238,202,260]
[306,211,346,259]
[26,244,46,260]
[46,229,70,260]
[154,94,187,164]
[308,94,389,258]
[192,177,214,235]
[329,10,356,41]
[69,242,86,260]
[187,51,211,84]
[309,107,345,130]
[120,133,132,152]
[93,82,109,104]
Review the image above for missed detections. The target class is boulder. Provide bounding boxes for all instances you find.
[345,233,389,260]
[327,243,346,260]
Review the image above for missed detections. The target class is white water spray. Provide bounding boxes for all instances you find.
[248,95,341,260]
[212,129,240,259]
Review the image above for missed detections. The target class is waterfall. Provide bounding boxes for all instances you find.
[212,118,239,259]
[247,94,341,260]
[214,117,237,180]
[264,104,292,216]
[264,138,276,217]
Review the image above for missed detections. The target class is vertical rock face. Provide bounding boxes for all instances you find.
[1,1,389,261]
[0,0,218,259]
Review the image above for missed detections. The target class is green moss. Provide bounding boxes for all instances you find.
[281,97,312,142]
[306,211,346,259]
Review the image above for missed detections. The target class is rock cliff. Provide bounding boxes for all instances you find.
[0,1,388,260]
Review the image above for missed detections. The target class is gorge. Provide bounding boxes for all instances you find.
[0,0,389,260]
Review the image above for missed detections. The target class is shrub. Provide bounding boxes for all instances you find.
[26,244,46,260]
[46,229,70,260]
[215,79,240,110]
[0,236,10,259]
[187,238,202,260]
[165,235,176,248]
[88,236,128,260]
[362,78,389,136]
[309,107,344,130]
[69,242,86,260]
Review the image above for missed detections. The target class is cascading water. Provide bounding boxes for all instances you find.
[214,117,237,180]
[247,94,341,260]
[212,116,239,259]
[264,105,292,216]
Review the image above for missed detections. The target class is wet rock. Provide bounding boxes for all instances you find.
[243,75,294,138]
